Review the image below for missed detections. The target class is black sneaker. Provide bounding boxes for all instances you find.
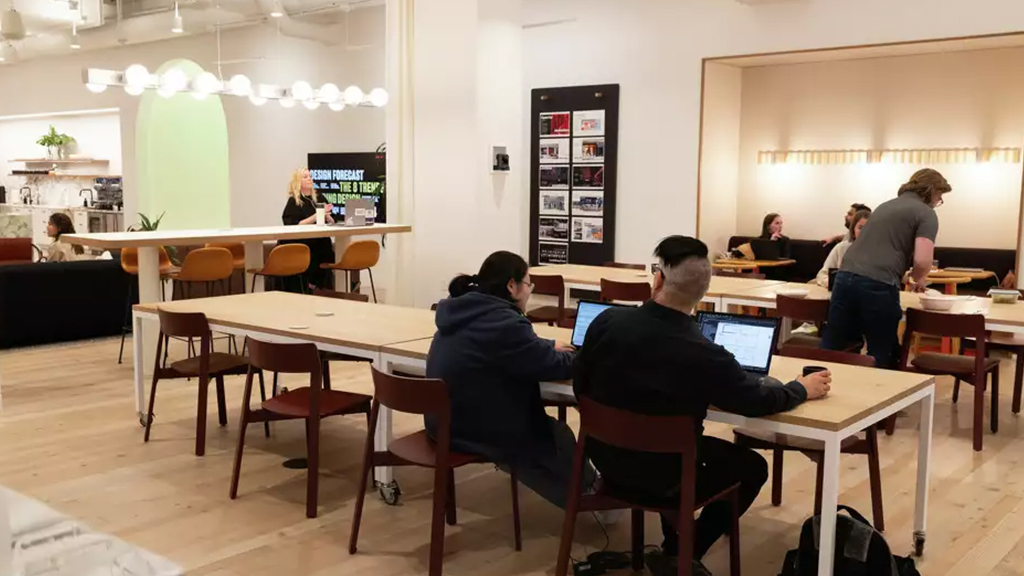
[643,550,713,576]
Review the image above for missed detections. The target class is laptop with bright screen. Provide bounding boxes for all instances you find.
[695,311,780,376]
[571,300,628,348]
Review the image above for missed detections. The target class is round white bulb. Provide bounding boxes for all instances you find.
[193,71,221,94]
[228,74,252,96]
[70,41,80,50]
[86,83,107,94]
[317,83,340,103]
[157,86,176,99]
[303,100,320,110]
[124,84,145,96]
[279,97,296,109]
[343,85,363,105]
[290,80,313,101]
[368,88,389,107]
[248,94,267,106]
[124,64,149,87]
[161,68,188,92]
[328,101,345,112]
[171,14,183,33]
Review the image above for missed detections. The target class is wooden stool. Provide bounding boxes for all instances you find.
[322,240,381,302]
[249,244,311,293]
[205,241,245,294]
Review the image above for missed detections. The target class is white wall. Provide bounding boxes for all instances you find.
[697,63,742,256]
[0,7,385,229]
[521,0,1024,262]
[736,47,1024,248]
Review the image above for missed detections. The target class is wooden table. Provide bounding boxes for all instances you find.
[0,485,182,575]
[713,258,796,274]
[382,328,936,576]
[929,268,996,281]
[531,263,786,309]
[133,291,436,489]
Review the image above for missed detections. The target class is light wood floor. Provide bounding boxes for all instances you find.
[2,338,1024,576]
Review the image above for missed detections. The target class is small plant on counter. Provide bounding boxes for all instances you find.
[128,212,180,264]
[36,125,77,159]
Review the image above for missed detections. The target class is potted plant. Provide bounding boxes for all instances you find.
[36,125,76,159]
[128,212,180,264]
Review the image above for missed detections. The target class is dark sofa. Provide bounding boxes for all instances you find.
[0,259,136,349]
[727,236,1014,293]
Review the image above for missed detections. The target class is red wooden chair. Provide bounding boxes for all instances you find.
[349,367,522,576]
[603,261,646,271]
[229,338,372,518]
[145,310,250,456]
[733,346,886,531]
[600,278,650,304]
[527,274,576,326]
[900,308,999,451]
[556,396,741,576]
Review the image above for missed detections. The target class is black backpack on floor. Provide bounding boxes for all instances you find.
[779,506,920,576]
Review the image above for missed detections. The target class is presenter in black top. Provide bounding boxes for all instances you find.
[281,168,334,289]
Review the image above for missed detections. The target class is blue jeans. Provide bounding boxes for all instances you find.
[822,271,903,368]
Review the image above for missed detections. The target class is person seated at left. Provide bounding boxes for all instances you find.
[44,213,85,262]
[427,250,594,508]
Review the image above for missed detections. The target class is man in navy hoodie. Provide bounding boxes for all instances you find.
[427,251,593,508]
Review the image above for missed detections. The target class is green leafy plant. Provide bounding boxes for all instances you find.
[128,212,179,264]
[36,125,76,158]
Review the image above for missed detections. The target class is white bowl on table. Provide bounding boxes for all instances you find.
[919,294,956,312]
[775,288,810,299]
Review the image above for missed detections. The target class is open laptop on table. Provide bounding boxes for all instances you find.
[570,300,631,348]
[750,238,783,261]
[696,311,780,383]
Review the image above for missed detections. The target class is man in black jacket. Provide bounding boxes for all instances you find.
[574,236,830,574]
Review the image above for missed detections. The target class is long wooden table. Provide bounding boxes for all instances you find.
[530,263,786,308]
[382,327,936,576]
[133,291,435,488]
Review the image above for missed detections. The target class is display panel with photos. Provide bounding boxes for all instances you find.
[540,138,571,163]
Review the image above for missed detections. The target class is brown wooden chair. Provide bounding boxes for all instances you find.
[205,241,246,294]
[556,396,741,576]
[600,278,650,303]
[170,247,235,299]
[230,338,372,518]
[0,237,34,263]
[527,274,576,326]
[775,295,828,349]
[714,270,766,280]
[145,310,250,456]
[900,308,1000,451]
[349,367,522,575]
[118,246,174,364]
[321,240,381,302]
[603,261,646,271]
[960,289,1024,416]
[249,244,310,293]
[311,288,374,391]
[733,346,886,531]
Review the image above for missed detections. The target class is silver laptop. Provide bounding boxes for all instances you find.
[696,311,780,380]
[571,300,630,348]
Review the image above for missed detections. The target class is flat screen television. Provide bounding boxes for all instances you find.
[307,151,386,223]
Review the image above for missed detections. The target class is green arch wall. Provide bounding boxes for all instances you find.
[136,59,231,230]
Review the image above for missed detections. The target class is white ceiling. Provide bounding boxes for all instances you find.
[0,0,382,63]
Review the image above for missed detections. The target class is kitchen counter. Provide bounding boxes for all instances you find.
[0,203,122,214]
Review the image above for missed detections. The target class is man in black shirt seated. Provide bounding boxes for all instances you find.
[573,235,831,575]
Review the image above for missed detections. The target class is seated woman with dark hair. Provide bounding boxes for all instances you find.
[44,213,85,262]
[427,250,593,508]
[759,212,791,258]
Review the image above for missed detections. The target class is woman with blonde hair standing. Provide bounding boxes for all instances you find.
[281,168,334,289]
[823,168,950,367]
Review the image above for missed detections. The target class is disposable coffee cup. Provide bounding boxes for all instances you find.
[802,365,828,377]
[315,207,326,225]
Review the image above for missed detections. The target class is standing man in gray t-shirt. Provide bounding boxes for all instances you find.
[822,169,950,367]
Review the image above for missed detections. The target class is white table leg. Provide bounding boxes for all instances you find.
[136,247,162,421]
[816,435,841,576]
[132,313,145,418]
[914,387,935,556]
[374,355,396,486]
[334,237,352,292]
[244,241,264,293]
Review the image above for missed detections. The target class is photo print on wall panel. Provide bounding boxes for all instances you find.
[572,217,604,244]
[540,165,570,189]
[540,112,571,137]
[540,190,569,216]
[540,138,571,164]
[573,110,605,137]
[538,242,569,265]
[573,137,605,163]
[572,165,604,189]
[571,190,604,217]
[538,216,569,242]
